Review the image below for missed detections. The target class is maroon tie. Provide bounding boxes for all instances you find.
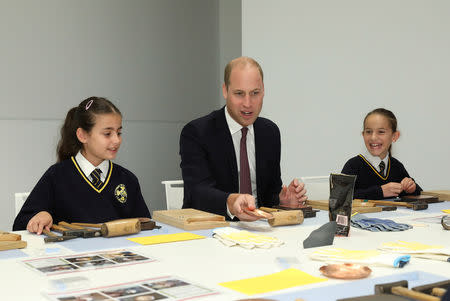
[240,127,252,194]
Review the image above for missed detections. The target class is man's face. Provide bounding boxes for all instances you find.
[223,65,264,127]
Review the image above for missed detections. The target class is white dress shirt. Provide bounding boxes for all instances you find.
[224,107,258,199]
[224,107,258,219]
[362,150,389,174]
[75,151,109,183]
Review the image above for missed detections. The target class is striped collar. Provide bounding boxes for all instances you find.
[75,151,109,182]
[359,154,390,180]
[71,155,113,193]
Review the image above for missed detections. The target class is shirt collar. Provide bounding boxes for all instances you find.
[75,151,109,177]
[224,106,254,136]
[362,149,389,168]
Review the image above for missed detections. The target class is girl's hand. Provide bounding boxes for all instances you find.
[381,182,403,197]
[26,211,53,235]
[401,177,416,194]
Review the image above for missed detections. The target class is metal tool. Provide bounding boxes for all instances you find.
[442,215,450,230]
[375,280,440,301]
[42,229,77,243]
[58,222,102,238]
[51,224,90,238]
[412,280,450,298]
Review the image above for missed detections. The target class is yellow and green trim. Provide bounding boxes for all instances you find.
[358,154,390,180]
[71,156,113,193]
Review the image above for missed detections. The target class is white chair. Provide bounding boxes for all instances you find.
[300,176,329,201]
[161,180,184,210]
[15,192,30,216]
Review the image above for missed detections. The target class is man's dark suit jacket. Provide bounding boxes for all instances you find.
[180,107,282,219]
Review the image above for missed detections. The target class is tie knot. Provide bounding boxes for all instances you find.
[241,127,248,138]
[91,168,102,179]
[90,169,103,188]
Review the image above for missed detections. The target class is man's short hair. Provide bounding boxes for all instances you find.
[224,57,264,89]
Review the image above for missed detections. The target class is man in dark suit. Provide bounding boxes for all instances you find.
[180,57,307,221]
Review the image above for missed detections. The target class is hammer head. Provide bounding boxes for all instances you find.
[410,201,428,211]
[44,235,77,243]
[52,225,100,238]
[375,280,408,295]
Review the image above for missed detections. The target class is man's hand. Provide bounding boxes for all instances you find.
[279,178,307,208]
[381,182,403,198]
[227,193,260,221]
[26,211,53,234]
[401,177,416,194]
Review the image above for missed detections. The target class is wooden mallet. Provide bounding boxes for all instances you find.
[72,218,141,237]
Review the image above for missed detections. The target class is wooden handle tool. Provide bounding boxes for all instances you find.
[0,231,21,241]
[268,210,304,226]
[100,218,141,237]
[259,207,280,212]
[431,287,446,297]
[376,280,440,301]
[391,286,440,301]
[71,222,102,228]
[73,218,159,233]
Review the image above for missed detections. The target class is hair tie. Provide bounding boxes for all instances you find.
[85,99,94,110]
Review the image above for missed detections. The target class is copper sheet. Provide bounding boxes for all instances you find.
[320,263,371,279]
[244,208,274,219]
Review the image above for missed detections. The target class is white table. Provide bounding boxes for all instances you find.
[1,202,449,301]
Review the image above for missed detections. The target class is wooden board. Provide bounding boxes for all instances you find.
[307,199,382,213]
[422,190,450,201]
[0,240,27,251]
[0,232,21,241]
[152,209,229,230]
[401,194,440,203]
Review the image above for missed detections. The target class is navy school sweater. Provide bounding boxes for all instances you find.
[341,154,422,200]
[13,157,150,230]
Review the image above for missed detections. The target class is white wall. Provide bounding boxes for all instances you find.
[219,0,242,105]
[242,0,450,190]
[0,0,224,230]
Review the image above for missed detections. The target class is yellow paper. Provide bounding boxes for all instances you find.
[128,232,205,245]
[442,209,450,214]
[219,268,327,295]
[382,241,443,251]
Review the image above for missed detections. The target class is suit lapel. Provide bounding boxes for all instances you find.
[253,118,263,200]
[215,107,239,191]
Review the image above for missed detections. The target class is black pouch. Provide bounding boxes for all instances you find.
[329,173,357,237]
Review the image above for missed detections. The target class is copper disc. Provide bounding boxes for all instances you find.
[320,263,372,279]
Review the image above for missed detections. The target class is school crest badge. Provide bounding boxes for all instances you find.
[114,184,127,203]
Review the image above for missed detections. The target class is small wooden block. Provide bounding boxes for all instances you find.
[401,194,440,203]
[0,240,27,251]
[0,232,21,241]
[307,200,382,213]
[421,190,450,201]
[351,206,382,214]
[152,209,230,230]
